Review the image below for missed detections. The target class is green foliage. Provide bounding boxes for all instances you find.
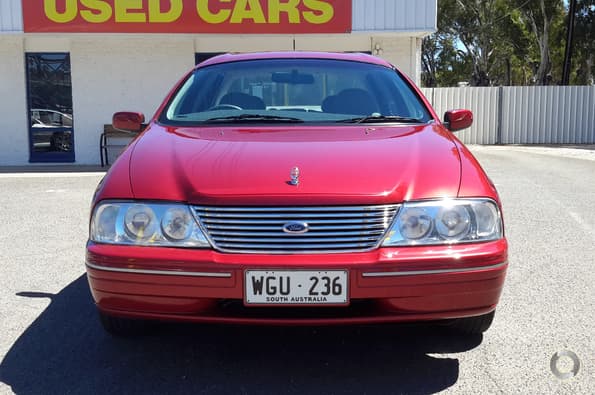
[421,0,592,86]
[572,0,594,84]
[422,33,472,87]
[513,0,565,85]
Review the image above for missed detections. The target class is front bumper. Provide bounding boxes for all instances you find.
[86,239,508,325]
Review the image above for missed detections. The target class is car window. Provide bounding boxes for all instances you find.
[161,59,432,125]
[30,109,73,127]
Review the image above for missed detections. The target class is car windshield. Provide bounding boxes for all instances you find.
[160,58,432,125]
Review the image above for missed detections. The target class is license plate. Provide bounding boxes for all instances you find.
[244,270,348,305]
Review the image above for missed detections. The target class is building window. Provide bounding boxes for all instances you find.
[26,53,74,163]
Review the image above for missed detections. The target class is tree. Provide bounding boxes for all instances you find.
[572,0,595,84]
[512,0,565,85]
[422,0,467,87]
[422,0,528,86]
[450,0,505,86]
[422,35,440,87]
[422,0,572,86]
[422,33,470,87]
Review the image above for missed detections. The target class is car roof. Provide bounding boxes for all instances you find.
[196,51,394,69]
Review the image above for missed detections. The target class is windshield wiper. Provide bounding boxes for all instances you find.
[337,115,424,124]
[203,114,304,123]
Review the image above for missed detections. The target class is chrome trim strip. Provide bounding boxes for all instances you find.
[195,205,399,212]
[361,262,508,277]
[206,224,387,231]
[215,243,377,250]
[208,230,385,237]
[214,236,379,243]
[85,261,232,278]
[200,211,395,219]
[201,217,391,225]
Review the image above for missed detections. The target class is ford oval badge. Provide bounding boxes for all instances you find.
[283,222,309,234]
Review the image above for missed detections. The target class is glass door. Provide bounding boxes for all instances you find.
[26,53,74,162]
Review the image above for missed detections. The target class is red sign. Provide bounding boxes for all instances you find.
[23,0,352,34]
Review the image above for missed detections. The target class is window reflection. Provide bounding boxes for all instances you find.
[26,53,74,159]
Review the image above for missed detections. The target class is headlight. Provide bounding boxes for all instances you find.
[161,207,194,241]
[124,204,158,240]
[435,205,470,240]
[90,201,210,248]
[382,199,503,246]
[398,207,433,240]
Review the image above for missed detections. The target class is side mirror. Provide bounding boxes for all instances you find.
[113,112,145,132]
[444,109,473,132]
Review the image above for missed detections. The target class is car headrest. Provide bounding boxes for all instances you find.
[220,92,266,110]
[321,88,378,115]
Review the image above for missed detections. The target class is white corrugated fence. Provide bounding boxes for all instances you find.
[421,86,595,144]
[352,0,436,32]
[0,0,22,32]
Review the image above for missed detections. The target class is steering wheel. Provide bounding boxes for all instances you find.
[208,104,243,111]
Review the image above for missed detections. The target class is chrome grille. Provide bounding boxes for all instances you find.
[192,205,399,254]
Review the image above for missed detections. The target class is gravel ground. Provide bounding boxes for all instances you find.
[0,145,593,395]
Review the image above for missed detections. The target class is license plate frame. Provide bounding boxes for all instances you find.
[244,270,349,306]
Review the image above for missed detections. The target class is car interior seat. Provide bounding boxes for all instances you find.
[321,88,379,115]
[220,92,266,110]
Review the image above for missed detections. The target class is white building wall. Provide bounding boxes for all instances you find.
[0,35,28,165]
[296,34,423,83]
[371,36,420,81]
[0,0,437,165]
[195,35,294,53]
[19,35,196,165]
[0,33,425,165]
[294,34,370,52]
[70,37,195,165]
[0,33,427,165]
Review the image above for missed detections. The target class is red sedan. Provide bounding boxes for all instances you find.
[87,52,507,336]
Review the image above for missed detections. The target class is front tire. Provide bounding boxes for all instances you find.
[448,310,495,335]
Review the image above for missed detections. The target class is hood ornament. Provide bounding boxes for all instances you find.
[290,167,300,186]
